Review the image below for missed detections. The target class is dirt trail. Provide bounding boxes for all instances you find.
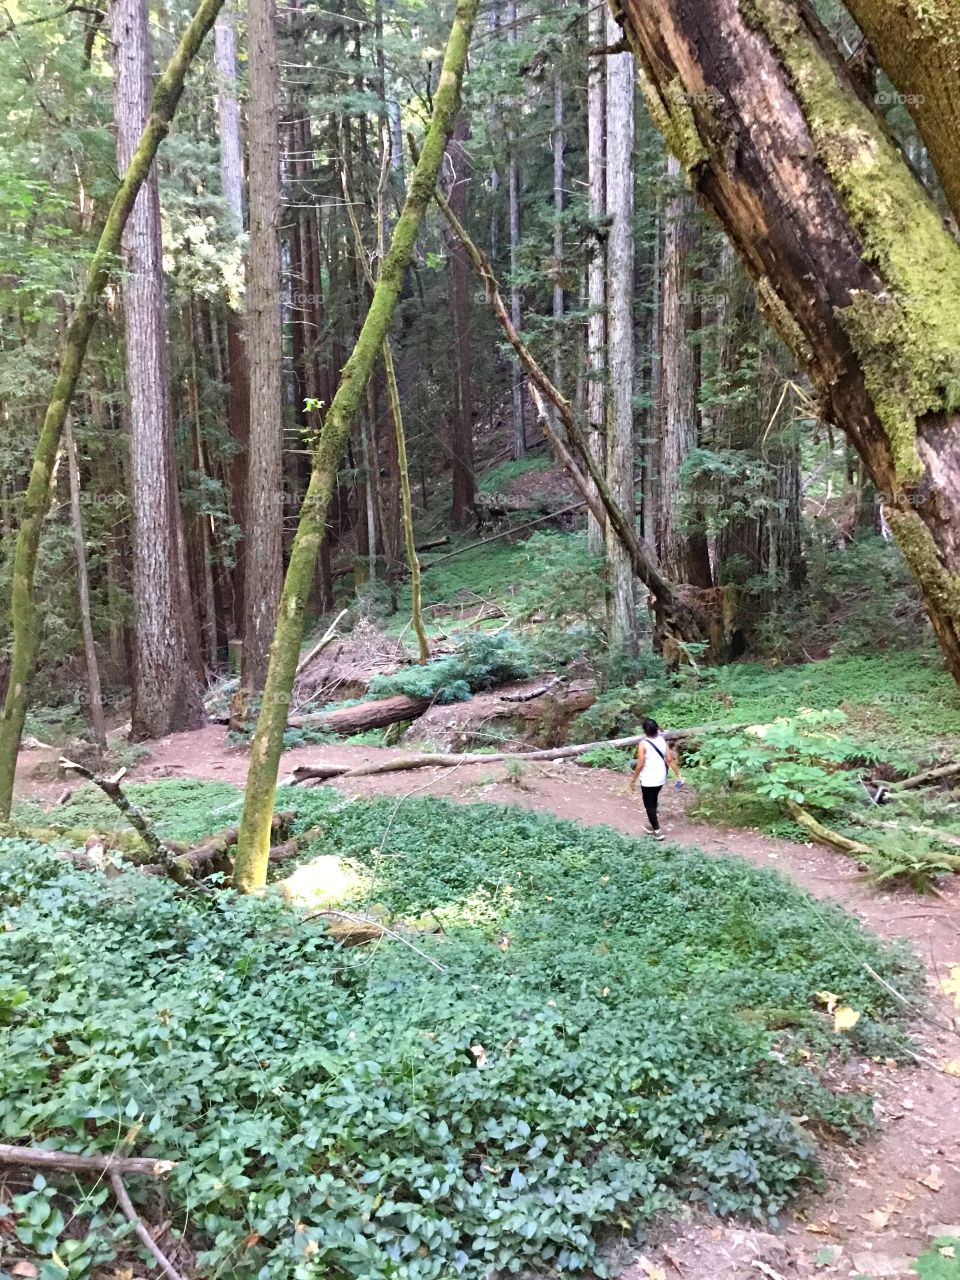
[14,728,960,1279]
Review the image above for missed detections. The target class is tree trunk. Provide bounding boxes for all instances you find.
[242,0,284,693]
[447,114,475,529]
[507,0,525,459]
[842,0,960,225]
[64,417,107,751]
[658,153,712,587]
[617,0,960,685]
[551,69,565,412]
[0,0,222,816]
[586,0,606,555]
[112,0,205,739]
[214,4,249,634]
[604,13,637,657]
[232,0,480,892]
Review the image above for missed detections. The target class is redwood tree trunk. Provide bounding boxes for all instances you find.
[586,0,606,556]
[617,0,960,685]
[242,0,284,693]
[658,153,712,587]
[112,0,204,738]
[214,5,249,634]
[603,13,637,656]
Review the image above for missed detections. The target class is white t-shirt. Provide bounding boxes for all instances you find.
[638,735,668,787]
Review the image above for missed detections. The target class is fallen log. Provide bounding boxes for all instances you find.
[141,811,296,878]
[890,761,960,791]
[852,813,960,853]
[281,723,748,785]
[0,1145,175,1177]
[787,800,960,873]
[500,676,565,703]
[288,694,432,735]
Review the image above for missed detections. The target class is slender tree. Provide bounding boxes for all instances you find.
[586,0,605,555]
[241,0,284,694]
[232,0,480,891]
[0,0,225,817]
[507,0,525,458]
[112,0,205,738]
[214,3,249,629]
[603,12,637,656]
[64,416,107,752]
[447,113,475,528]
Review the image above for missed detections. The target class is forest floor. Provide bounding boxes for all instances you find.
[15,727,960,1280]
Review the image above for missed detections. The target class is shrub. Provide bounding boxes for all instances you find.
[0,792,920,1280]
[368,631,532,704]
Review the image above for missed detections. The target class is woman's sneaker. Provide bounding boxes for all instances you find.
[651,830,665,842]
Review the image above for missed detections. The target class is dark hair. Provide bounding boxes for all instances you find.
[642,718,659,737]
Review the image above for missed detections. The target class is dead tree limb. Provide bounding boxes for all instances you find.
[419,150,704,646]
[500,676,565,702]
[281,723,747,785]
[890,761,960,791]
[788,800,960,873]
[0,1145,175,1177]
[59,759,171,863]
[295,608,348,678]
[109,1171,186,1280]
[141,811,296,877]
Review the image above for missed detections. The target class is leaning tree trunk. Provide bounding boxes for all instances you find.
[586,0,606,556]
[603,13,637,657]
[842,0,960,227]
[113,0,205,739]
[242,0,284,694]
[232,0,480,892]
[616,0,960,686]
[0,0,224,817]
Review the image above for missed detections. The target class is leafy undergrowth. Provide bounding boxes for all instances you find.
[0,786,922,1280]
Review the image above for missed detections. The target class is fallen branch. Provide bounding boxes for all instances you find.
[851,813,960,854]
[303,908,446,972]
[0,1145,174,1177]
[109,1171,186,1280]
[890,761,960,791]
[141,812,296,878]
[59,759,171,862]
[295,608,349,678]
[281,723,746,785]
[786,800,875,858]
[500,676,565,703]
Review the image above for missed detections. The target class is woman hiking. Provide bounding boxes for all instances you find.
[628,717,683,841]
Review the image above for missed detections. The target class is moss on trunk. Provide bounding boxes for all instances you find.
[231,0,480,892]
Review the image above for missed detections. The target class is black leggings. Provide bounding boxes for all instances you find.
[640,784,662,831]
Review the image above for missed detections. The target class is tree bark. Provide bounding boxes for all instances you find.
[64,417,107,751]
[242,0,284,693]
[507,0,525,459]
[214,3,249,632]
[586,0,606,555]
[616,0,960,686]
[232,0,480,892]
[551,69,565,412]
[658,153,711,586]
[604,13,637,656]
[842,0,960,226]
[0,0,224,815]
[447,114,475,529]
[112,0,205,739]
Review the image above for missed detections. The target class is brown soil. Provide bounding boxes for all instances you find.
[12,729,960,1280]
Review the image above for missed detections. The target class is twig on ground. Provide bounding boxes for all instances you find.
[109,1170,186,1280]
[302,908,446,972]
[0,1145,174,1177]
